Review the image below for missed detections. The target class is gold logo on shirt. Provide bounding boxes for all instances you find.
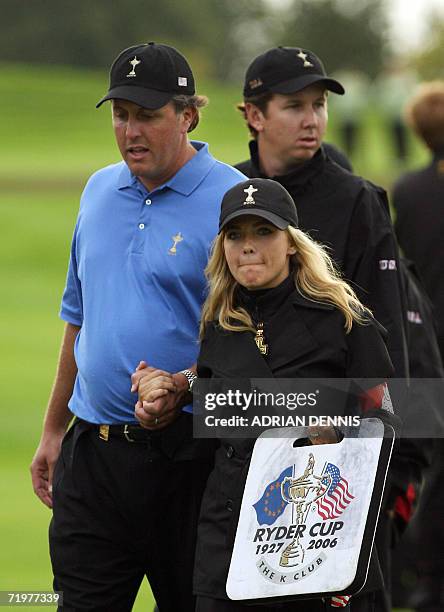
[168,232,184,255]
[255,322,268,355]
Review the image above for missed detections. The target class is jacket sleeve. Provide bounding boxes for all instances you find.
[345,317,394,380]
[345,319,401,427]
[343,184,409,378]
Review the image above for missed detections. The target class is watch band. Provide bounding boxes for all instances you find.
[179,369,198,392]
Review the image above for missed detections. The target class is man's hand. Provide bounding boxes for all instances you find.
[30,431,65,509]
[31,322,79,508]
[308,425,340,445]
[131,361,190,430]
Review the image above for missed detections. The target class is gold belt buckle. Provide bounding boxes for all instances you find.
[123,424,135,442]
[99,425,109,441]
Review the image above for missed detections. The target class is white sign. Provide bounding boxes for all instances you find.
[227,419,392,601]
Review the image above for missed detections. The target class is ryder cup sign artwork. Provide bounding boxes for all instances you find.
[226,419,391,601]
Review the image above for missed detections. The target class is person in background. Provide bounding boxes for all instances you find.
[392,81,444,612]
[393,81,444,359]
[235,46,408,381]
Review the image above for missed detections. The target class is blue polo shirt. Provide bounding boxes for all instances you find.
[60,141,245,423]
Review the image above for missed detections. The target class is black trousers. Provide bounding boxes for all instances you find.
[49,418,213,611]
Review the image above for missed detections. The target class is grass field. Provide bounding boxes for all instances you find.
[0,62,426,610]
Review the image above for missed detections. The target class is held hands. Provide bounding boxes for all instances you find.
[131,361,189,430]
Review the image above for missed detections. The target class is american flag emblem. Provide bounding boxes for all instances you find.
[317,463,354,520]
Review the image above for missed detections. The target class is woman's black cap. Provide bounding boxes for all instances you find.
[219,178,299,232]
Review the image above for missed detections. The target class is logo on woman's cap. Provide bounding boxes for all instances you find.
[243,184,258,205]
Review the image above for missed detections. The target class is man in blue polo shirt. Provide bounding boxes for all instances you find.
[30,42,244,611]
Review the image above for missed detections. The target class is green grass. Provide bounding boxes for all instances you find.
[0,62,250,185]
[0,62,426,610]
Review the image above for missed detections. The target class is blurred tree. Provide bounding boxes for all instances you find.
[277,0,389,79]
[0,0,269,80]
[410,14,444,81]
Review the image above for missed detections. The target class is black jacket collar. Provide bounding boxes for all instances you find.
[205,285,335,379]
[236,275,295,320]
[236,275,334,320]
[248,140,327,195]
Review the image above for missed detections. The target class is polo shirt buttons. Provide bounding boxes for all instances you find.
[138,223,145,230]
[145,199,152,205]
[226,499,233,512]
[226,445,235,458]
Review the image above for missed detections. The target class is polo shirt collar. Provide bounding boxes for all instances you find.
[117,163,138,190]
[117,141,215,195]
[165,141,215,195]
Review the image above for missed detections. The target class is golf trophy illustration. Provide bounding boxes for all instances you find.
[168,232,183,255]
[279,453,331,567]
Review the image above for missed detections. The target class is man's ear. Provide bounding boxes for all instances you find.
[245,103,266,133]
[181,106,197,133]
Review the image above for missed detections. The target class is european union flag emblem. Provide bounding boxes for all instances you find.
[253,466,293,525]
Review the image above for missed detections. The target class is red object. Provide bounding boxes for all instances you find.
[359,384,385,412]
[394,483,417,524]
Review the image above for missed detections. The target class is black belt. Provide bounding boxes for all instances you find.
[75,415,205,460]
[94,422,159,443]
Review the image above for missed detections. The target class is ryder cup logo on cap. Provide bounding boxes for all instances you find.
[127,56,141,77]
[243,184,258,205]
[96,42,195,110]
[243,46,345,98]
[219,178,299,232]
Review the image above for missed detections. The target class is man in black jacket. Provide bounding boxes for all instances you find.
[235,46,408,382]
[234,46,412,611]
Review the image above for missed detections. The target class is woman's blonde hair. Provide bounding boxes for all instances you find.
[200,225,371,338]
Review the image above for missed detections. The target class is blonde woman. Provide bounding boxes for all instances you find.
[135,178,395,610]
[191,179,395,612]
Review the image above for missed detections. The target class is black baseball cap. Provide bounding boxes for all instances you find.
[244,46,344,98]
[219,178,298,232]
[96,42,195,109]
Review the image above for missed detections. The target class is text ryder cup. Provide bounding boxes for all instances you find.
[254,520,344,542]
